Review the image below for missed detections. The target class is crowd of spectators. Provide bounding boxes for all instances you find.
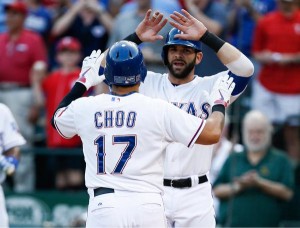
[0,0,299,225]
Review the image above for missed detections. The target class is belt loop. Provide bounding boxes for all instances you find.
[87,188,94,198]
[170,179,174,188]
[190,175,199,187]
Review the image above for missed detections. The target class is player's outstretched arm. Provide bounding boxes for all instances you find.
[51,50,105,128]
[195,75,235,145]
[169,9,254,77]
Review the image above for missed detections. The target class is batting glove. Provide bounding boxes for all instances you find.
[0,155,18,176]
[210,75,235,108]
[77,49,105,90]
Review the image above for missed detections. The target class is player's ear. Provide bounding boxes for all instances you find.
[195,52,203,65]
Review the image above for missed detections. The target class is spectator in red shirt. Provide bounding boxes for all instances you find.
[0,0,47,192]
[40,37,82,148]
[252,0,300,164]
[32,36,84,190]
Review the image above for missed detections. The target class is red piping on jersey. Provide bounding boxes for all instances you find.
[54,119,71,139]
[188,120,204,147]
[54,108,71,139]
[58,107,68,117]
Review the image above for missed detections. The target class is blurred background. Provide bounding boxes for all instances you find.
[0,0,299,227]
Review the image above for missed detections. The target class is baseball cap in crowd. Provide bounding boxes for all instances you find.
[56,37,82,52]
[4,1,28,15]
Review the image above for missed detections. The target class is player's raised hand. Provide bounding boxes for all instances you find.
[210,75,235,108]
[169,9,207,41]
[136,9,168,42]
[77,49,106,90]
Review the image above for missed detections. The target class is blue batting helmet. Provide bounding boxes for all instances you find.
[161,28,202,65]
[104,41,147,86]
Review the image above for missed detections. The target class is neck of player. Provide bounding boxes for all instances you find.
[110,83,140,95]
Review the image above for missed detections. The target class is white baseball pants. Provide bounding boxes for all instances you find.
[86,188,167,228]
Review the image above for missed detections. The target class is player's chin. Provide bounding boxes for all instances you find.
[171,64,185,73]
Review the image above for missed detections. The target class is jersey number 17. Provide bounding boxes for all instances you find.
[95,135,137,174]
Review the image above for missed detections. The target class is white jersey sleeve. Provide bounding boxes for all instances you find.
[53,102,77,138]
[0,104,26,154]
[162,101,206,148]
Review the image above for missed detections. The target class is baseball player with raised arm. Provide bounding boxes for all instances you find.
[52,41,235,227]
[96,9,253,227]
[0,103,26,228]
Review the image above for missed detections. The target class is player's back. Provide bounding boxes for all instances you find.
[69,92,200,193]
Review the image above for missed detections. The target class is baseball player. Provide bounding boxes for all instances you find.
[0,103,26,228]
[52,41,235,227]
[94,9,254,227]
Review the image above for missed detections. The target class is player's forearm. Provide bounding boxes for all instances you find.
[1,147,21,176]
[51,82,86,128]
[4,147,21,160]
[123,32,143,45]
[196,105,224,145]
[200,31,254,77]
[56,82,86,108]
[218,44,254,77]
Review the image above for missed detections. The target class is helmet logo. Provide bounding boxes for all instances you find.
[114,75,140,84]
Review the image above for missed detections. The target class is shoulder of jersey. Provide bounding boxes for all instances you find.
[145,71,165,81]
[150,96,172,106]
[0,103,10,114]
[72,95,98,105]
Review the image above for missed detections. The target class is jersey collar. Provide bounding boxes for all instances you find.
[109,91,138,97]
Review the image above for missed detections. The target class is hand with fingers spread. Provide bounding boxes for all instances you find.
[136,9,168,42]
[77,49,106,90]
[210,75,235,108]
[169,9,208,41]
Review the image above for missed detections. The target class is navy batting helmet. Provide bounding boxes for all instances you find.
[161,28,202,65]
[104,41,147,86]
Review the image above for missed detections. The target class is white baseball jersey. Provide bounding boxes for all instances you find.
[140,70,237,178]
[0,103,26,228]
[0,103,26,156]
[54,92,206,193]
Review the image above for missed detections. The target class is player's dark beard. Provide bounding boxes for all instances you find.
[167,57,196,79]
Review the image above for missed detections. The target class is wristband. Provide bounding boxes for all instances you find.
[123,32,143,45]
[212,104,225,115]
[200,30,225,52]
